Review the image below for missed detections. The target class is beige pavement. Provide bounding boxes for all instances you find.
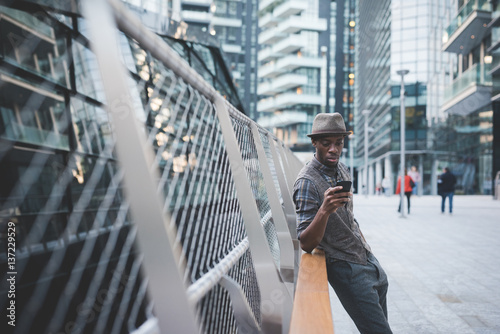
[329,194,500,334]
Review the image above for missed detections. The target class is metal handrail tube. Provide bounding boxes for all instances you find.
[186,238,250,304]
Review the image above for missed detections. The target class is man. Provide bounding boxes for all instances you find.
[293,113,392,334]
[439,167,456,214]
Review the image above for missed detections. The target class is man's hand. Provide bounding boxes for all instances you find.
[299,186,351,253]
[319,186,351,215]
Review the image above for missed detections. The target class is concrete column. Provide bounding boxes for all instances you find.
[480,41,485,81]
[359,167,366,195]
[431,156,438,195]
[368,163,375,195]
[375,160,382,194]
[384,156,393,195]
[418,155,424,196]
[358,168,369,195]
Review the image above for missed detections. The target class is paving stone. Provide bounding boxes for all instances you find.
[327,195,500,333]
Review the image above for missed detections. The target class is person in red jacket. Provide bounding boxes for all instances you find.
[396,169,413,214]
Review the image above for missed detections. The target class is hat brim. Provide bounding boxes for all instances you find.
[307,131,353,138]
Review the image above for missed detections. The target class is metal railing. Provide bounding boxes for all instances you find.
[443,62,492,103]
[444,0,491,41]
[0,1,302,333]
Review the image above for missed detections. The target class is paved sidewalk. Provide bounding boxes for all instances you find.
[329,195,500,334]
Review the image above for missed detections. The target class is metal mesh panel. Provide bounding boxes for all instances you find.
[229,109,281,269]
[258,128,283,205]
[197,249,260,333]
[135,52,260,330]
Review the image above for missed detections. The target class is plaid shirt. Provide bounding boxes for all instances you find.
[293,157,370,263]
[294,159,344,238]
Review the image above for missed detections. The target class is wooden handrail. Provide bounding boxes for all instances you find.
[289,249,334,333]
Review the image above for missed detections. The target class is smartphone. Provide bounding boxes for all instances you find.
[336,181,352,194]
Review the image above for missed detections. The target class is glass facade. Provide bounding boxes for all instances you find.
[212,0,259,120]
[0,5,149,332]
[432,108,493,194]
[355,0,480,195]
[436,0,498,194]
[356,0,392,159]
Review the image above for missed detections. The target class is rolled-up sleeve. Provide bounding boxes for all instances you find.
[293,178,320,239]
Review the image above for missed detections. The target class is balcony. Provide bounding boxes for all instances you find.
[259,27,286,45]
[488,55,500,100]
[221,44,241,54]
[258,47,279,62]
[277,16,327,34]
[441,62,492,115]
[442,0,491,54]
[211,16,242,28]
[182,0,211,6]
[273,34,306,54]
[259,55,323,78]
[258,111,308,128]
[257,92,323,112]
[259,12,278,28]
[259,0,278,14]
[181,10,212,24]
[274,0,307,18]
[257,74,307,95]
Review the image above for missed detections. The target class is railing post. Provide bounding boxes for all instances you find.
[213,97,292,334]
[250,123,295,293]
[266,134,300,276]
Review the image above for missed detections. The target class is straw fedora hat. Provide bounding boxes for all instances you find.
[307,113,352,138]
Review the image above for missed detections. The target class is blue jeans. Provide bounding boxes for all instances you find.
[441,192,454,213]
[326,253,392,334]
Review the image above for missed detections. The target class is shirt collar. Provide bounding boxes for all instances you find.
[311,155,339,177]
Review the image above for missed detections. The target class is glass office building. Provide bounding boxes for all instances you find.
[212,0,260,120]
[355,0,392,194]
[439,0,498,195]
[356,0,454,195]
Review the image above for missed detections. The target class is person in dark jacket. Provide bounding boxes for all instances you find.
[293,113,392,334]
[439,167,457,214]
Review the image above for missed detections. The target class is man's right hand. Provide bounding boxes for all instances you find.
[320,186,351,215]
[299,186,351,253]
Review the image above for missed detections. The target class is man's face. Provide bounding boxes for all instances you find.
[312,135,345,168]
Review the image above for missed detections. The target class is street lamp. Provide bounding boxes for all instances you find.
[362,110,370,197]
[397,69,409,218]
[348,134,355,184]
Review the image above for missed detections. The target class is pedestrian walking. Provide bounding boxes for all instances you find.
[439,167,457,214]
[293,113,393,334]
[381,176,391,196]
[408,166,421,195]
[396,169,413,214]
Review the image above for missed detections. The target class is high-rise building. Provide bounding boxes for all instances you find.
[256,0,326,155]
[212,0,260,120]
[256,0,356,162]
[356,0,453,195]
[438,0,498,195]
